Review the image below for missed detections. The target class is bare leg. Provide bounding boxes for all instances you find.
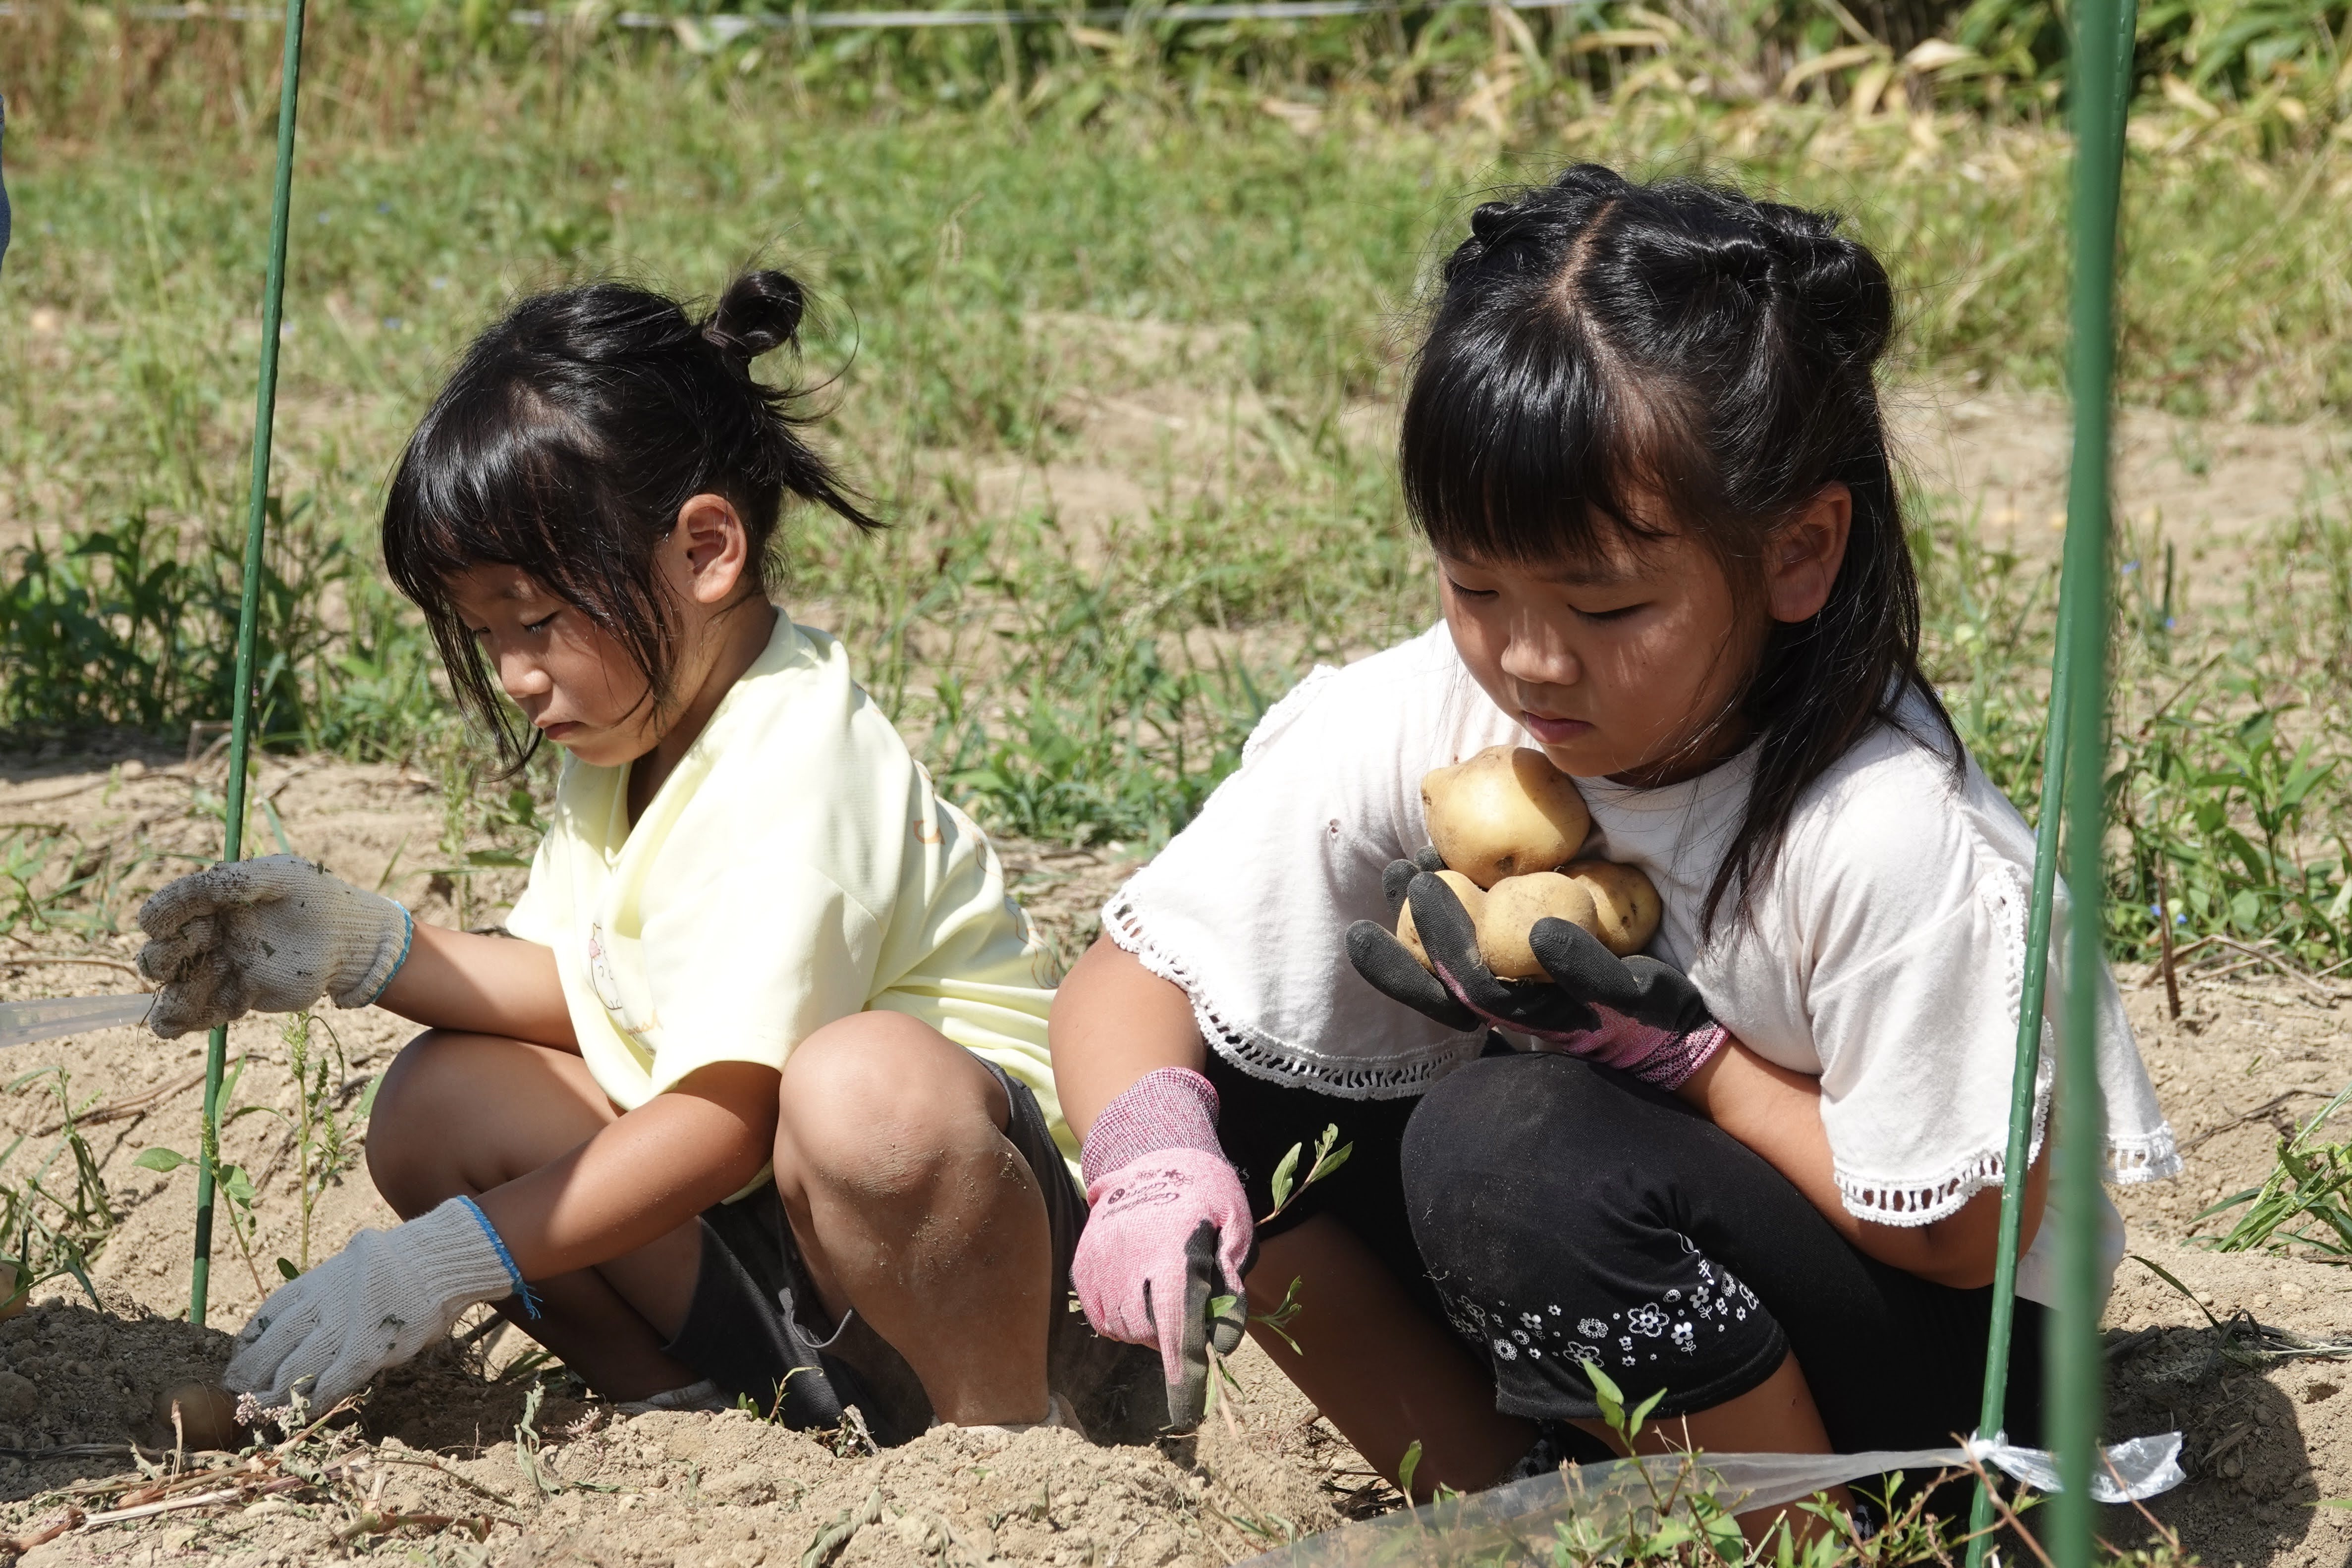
[367,1031,705,1401]
[1576,1352,1849,1545]
[1245,1215,1533,1499]
[771,1012,1054,1426]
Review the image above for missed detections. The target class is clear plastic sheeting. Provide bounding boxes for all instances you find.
[0,992,156,1050]
[1236,1435,2184,1568]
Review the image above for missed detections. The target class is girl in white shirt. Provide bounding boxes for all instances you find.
[135,271,1149,1441]
[1050,165,2177,1496]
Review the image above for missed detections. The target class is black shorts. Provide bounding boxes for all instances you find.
[1402,1054,2046,1467]
[1207,1045,2044,1487]
[664,1058,1158,1446]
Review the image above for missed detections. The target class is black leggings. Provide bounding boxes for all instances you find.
[1403,1053,2045,1455]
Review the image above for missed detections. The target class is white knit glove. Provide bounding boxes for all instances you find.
[225,1196,530,1410]
[135,855,412,1039]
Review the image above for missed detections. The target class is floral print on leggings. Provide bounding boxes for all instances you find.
[1443,1232,1761,1373]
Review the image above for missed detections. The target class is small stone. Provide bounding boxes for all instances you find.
[705,1467,773,1504]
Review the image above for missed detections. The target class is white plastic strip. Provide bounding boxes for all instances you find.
[0,992,156,1050]
[1236,1434,2184,1568]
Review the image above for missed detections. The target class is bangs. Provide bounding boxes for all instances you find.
[382,376,676,767]
[1399,304,1702,571]
[386,383,604,605]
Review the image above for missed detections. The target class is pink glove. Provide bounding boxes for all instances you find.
[1072,1069,1253,1432]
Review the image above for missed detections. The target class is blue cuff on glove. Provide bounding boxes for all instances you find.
[455,1194,541,1320]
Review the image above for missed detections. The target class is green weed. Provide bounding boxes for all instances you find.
[0,1068,123,1312]
[2195,1081,2352,1256]
[0,506,449,757]
[135,1010,381,1303]
[1915,491,2352,974]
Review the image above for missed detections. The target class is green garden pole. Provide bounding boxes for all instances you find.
[192,0,308,1327]
[1966,1,2137,1552]
[1963,633,2071,1568]
[2049,0,2135,1558]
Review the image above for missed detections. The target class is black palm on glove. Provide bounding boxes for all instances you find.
[1346,858,1726,1086]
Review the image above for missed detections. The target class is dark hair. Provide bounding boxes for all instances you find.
[382,269,878,768]
[1401,163,1956,936]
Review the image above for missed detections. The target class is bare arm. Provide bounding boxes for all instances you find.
[475,1059,778,1279]
[1048,937,1205,1141]
[1676,1040,2047,1290]
[373,922,576,1050]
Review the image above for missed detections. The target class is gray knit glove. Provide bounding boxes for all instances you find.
[227,1196,530,1409]
[135,855,413,1039]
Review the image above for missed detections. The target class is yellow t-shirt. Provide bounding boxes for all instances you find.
[504,614,1072,1172]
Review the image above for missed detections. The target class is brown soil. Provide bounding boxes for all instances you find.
[0,751,2346,1568]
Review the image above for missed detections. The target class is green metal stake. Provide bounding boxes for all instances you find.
[192,0,309,1328]
[1963,0,2137,1554]
[1964,630,2072,1567]
[2050,0,2136,1558]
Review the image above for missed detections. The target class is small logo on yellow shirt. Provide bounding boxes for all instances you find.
[587,923,624,1015]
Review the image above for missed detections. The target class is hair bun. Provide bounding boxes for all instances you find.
[703,270,807,368]
[1749,205,1891,366]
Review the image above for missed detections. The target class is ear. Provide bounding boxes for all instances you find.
[671,493,752,607]
[1764,483,1853,625]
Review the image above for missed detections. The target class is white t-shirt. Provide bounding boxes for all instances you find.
[508,614,1073,1172]
[1105,623,2179,1305]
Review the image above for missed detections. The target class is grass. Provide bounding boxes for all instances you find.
[1,19,2350,963]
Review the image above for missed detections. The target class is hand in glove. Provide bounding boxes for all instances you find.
[136,855,412,1039]
[1070,1069,1253,1433]
[1346,856,1725,1090]
[226,1196,531,1410]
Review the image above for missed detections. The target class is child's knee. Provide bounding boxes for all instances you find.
[777,1020,1005,1201]
[364,1030,472,1211]
[1405,1055,1617,1191]
[1402,1055,1662,1276]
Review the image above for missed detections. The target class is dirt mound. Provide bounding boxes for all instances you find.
[0,1323,1339,1568]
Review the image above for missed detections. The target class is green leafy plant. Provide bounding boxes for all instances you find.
[0,1068,124,1311]
[135,1011,382,1298]
[136,1051,271,1298]
[1207,1123,1355,1396]
[279,1011,376,1277]
[2195,1080,2352,1256]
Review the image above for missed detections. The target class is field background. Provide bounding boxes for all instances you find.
[4,3,2352,1564]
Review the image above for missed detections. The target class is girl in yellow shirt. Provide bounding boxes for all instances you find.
[134,270,1140,1440]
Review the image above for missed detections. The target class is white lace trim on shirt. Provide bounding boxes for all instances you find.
[1835,1054,2051,1228]
[1102,891,1488,1099]
[2107,1125,2184,1184]
[1833,1058,2182,1228]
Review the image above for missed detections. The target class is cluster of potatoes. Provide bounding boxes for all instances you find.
[1400,745,1663,980]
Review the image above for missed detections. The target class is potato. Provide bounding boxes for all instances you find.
[1562,860,1664,957]
[1395,869,1486,971]
[156,1382,245,1452]
[1421,746,1591,889]
[0,1263,26,1322]
[1476,872,1600,979]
